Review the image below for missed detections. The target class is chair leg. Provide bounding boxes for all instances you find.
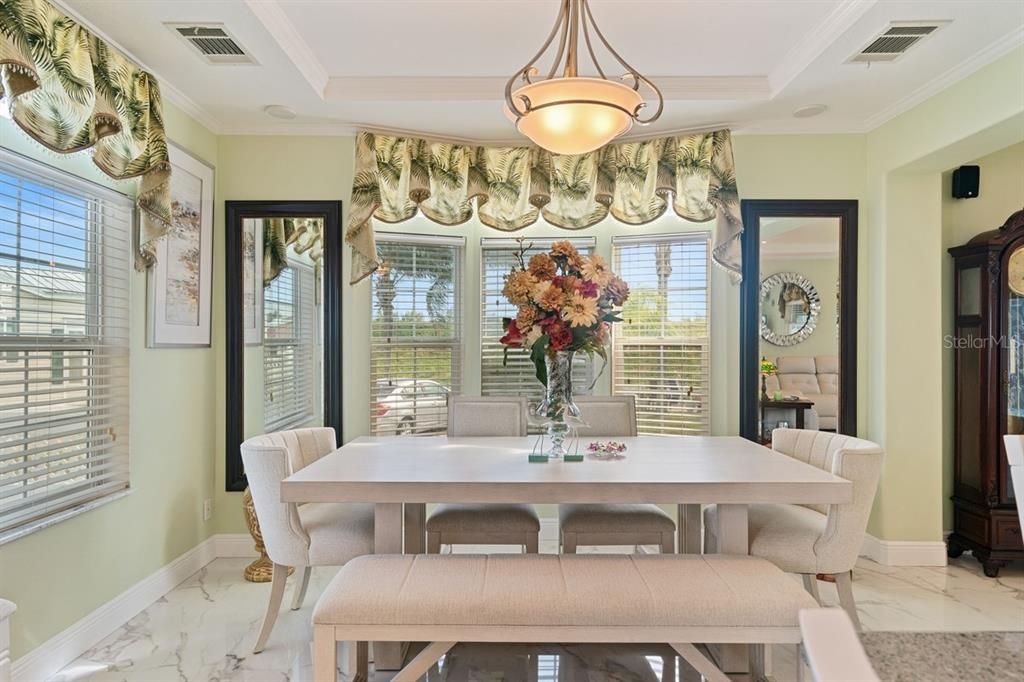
[291,565,312,610]
[313,625,336,682]
[660,531,675,554]
[749,642,766,681]
[562,531,577,554]
[525,533,539,553]
[834,571,862,630]
[253,562,289,653]
[802,573,823,605]
[426,531,442,554]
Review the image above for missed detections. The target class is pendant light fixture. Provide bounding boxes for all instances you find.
[504,0,663,155]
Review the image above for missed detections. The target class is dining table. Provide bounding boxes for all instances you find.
[281,434,852,671]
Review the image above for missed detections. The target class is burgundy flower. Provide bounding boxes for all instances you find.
[500,318,524,347]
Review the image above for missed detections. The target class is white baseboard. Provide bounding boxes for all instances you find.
[12,536,218,682]
[213,533,259,558]
[860,534,947,567]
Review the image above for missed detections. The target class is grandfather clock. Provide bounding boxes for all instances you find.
[947,209,1024,577]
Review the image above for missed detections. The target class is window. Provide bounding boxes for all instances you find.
[370,234,463,435]
[480,238,594,398]
[0,150,132,538]
[613,234,710,435]
[263,261,320,432]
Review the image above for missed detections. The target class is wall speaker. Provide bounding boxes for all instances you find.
[952,165,980,199]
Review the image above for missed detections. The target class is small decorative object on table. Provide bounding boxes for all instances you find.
[499,239,630,459]
[760,357,778,401]
[587,441,628,460]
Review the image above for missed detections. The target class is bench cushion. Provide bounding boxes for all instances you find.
[426,503,540,534]
[313,554,817,628]
[559,503,675,533]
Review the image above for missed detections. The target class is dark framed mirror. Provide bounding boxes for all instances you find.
[740,200,858,443]
[225,200,343,491]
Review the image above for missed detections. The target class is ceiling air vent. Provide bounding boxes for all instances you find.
[849,21,949,63]
[166,24,256,65]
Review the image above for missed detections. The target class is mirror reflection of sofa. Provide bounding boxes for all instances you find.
[763,356,839,432]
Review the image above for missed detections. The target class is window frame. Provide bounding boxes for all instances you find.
[0,148,134,545]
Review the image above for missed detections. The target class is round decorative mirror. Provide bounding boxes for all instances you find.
[759,272,821,346]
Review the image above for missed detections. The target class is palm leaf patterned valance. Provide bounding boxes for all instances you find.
[0,0,171,268]
[263,217,323,286]
[346,129,742,284]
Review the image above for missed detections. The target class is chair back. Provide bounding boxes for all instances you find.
[771,428,884,572]
[572,396,638,437]
[447,397,528,436]
[240,427,337,567]
[1003,435,1024,530]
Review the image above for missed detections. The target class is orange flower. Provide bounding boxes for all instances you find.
[527,253,556,280]
[534,280,565,311]
[581,254,613,287]
[550,240,583,269]
[502,270,537,306]
[563,292,599,328]
[515,306,537,334]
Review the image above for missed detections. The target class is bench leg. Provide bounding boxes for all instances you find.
[392,641,456,682]
[750,643,766,681]
[313,626,336,682]
[670,643,729,682]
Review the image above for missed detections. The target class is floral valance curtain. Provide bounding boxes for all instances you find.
[0,0,171,269]
[263,217,323,286]
[346,129,741,284]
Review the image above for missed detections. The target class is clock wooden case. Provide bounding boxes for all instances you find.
[947,209,1024,577]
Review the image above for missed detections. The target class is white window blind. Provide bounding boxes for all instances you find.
[264,261,320,432]
[371,233,462,436]
[480,238,595,399]
[0,150,132,538]
[613,234,710,435]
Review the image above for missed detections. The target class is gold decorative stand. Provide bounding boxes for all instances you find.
[243,487,293,582]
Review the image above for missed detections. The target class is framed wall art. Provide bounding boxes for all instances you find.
[147,142,214,347]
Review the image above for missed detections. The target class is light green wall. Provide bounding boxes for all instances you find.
[760,255,840,362]
[940,142,1024,530]
[864,48,1024,541]
[0,102,220,659]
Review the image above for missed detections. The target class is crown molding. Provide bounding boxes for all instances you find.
[769,0,878,95]
[243,0,329,98]
[324,76,771,102]
[862,25,1024,130]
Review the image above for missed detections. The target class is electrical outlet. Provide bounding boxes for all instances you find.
[203,499,212,522]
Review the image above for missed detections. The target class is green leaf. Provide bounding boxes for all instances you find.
[530,335,550,386]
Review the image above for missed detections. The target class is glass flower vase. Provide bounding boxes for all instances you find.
[537,350,581,458]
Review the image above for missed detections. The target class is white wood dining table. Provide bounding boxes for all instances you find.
[281,434,852,672]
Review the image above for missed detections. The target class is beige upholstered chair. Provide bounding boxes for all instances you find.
[704,429,883,629]
[1003,435,1024,531]
[559,396,676,553]
[426,397,540,553]
[241,427,374,653]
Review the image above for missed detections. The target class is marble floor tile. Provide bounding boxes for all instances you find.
[49,552,1024,682]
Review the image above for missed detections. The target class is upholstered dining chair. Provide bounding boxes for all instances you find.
[559,395,677,553]
[425,397,540,553]
[1002,435,1024,531]
[241,427,374,653]
[704,428,883,629]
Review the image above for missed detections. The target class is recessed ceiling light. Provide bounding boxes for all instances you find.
[793,104,828,119]
[263,105,296,120]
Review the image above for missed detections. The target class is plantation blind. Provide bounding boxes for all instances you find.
[370,233,463,436]
[613,233,710,435]
[264,262,320,431]
[0,149,132,537]
[480,237,594,399]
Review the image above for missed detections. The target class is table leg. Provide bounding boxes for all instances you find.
[796,408,805,429]
[676,504,703,554]
[714,504,750,674]
[374,504,405,670]
[404,503,426,555]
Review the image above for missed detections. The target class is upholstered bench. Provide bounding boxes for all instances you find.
[312,553,819,682]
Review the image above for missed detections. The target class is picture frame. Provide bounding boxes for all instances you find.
[241,217,264,345]
[147,142,215,347]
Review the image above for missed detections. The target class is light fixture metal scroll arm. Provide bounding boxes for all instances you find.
[503,0,572,118]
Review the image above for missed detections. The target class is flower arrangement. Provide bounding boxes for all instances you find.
[499,240,630,385]
[587,441,628,460]
[760,357,778,400]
